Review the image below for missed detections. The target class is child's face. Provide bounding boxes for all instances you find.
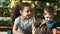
[20,6,31,19]
[44,11,54,22]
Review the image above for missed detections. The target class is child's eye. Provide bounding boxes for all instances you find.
[27,11,29,13]
[47,17,53,18]
[27,10,31,12]
[47,17,49,18]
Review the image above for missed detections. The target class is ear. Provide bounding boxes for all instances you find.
[43,14,45,17]
[19,10,22,14]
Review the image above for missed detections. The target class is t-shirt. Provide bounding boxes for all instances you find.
[14,16,34,34]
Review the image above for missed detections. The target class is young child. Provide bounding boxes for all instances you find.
[39,6,56,34]
[33,6,56,34]
[12,2,34,34]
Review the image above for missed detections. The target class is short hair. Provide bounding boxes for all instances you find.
[44,6,55,15]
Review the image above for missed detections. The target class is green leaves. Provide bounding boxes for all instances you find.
[0,17,11,26]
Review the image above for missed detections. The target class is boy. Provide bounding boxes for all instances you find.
[33,6,57,34]
[39,6,56,34]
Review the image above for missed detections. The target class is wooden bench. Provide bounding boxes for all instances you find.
[0,26,12,34]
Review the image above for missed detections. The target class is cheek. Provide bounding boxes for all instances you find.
[22,12,27,16]
[48,18,53,22]
[23,12,27,15]
[45,18,48,20]
[44,16,47,20]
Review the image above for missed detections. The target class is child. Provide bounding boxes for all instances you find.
[40,6,56,34]
[12,2,34,34]
[33,6,56,34]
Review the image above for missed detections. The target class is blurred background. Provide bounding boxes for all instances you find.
[0,0,60,34]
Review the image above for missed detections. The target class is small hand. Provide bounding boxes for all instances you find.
[39,20,46,27]
[42,20,46,24]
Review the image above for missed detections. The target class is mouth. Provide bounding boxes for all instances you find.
[27,15,31,16]
[48,20,52,22]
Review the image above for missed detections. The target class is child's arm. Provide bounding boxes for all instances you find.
[13,24,24,34]
[32,24,36,34]
[52,28,57,34]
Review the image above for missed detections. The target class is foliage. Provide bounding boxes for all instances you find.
[0,17,11,26]
[0,19,11,26]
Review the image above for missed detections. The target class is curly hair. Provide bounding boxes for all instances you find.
[44,6,55,15]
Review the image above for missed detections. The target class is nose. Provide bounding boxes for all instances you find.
[48,18,51,21]
[28,11,31,15]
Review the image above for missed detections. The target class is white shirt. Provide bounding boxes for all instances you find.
[14,16,34,33]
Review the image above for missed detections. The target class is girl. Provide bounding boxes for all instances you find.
[12,2,34,34]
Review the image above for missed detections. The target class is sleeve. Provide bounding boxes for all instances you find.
[30,18,35,24]
[14,17,19,24]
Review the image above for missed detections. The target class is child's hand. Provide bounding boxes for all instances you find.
[32,24,37,34]
[42,20,46,24]
[39,20,46,27]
